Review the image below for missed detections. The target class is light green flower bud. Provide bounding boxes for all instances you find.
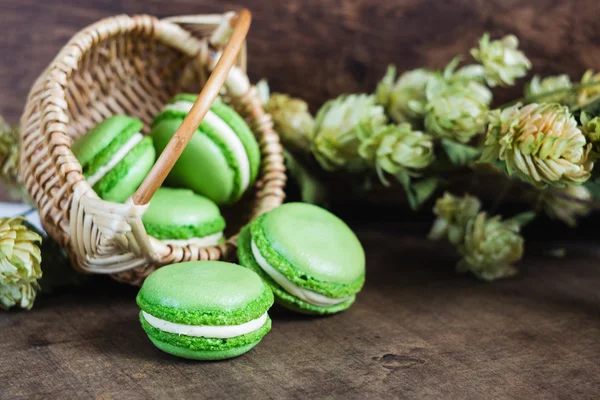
[0,217,42,310]
[0,117,21,199]
[358,123,435,185]
[470,33,532,87]
[312,94,386,172]
[577,69,600,106]
[457,212,524,281]
[424,76,490,143]
[429,192,481,245]
[525,75,574,105]
[542,185,592,227]
[581,112,600,153]
[376,65,434,125]
[481,103,593,187]
[264,93,315,153]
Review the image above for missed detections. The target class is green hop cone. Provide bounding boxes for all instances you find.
[525,75,574,105]
[424,74,490,143]
[375,65,434,126]
[0,116,22,199]
[541,185,592,227]
[577,69,600,106]
[312,94,386,172]
[580,112,600,153]
[470,33,532,87]
[429,192,482,245]
[457,212,524,281]
[263,93,315,153]
[358,123,435,185]
[0,217,42,310]
[481,103,593,187]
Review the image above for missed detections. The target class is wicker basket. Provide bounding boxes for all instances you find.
[19,10,286,285]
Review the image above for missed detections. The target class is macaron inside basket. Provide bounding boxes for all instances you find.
[137,261,274,360]
[142,187,226,247]
[238,202,366,315]
[71,115,156,203]
[150,94,261,205]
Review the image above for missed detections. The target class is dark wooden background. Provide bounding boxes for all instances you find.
[2,1,600,399]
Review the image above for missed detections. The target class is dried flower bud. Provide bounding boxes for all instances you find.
[457,212,524,281]
[358,123,435,185]
[376,65,434,126]
[542,185,592,227]
[429,192,481,245]
[0,117,21,198]
[0,217,42,310]
[312,94,386,172]
[482,103,593,187]
[581,112,600,153]
[470,33,532,87]
[577,69,600,106]
[264,93,314,153]
[525,75,574,105]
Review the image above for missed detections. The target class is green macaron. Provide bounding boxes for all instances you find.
[142,187,226,247]
[71,115,156,203]
[150,94,261,205]
[238,203,366,315]
[137,261,274,360]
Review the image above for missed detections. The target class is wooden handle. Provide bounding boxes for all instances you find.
[132,9,252,206]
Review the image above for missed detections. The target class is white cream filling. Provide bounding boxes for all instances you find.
[250,239,351,307]
[142,311,267,338]
[161,231,223,248]
[163,101,250,192]
[86,133,144,187]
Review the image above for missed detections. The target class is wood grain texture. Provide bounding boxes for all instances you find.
[1,1,600,398]
[1,226,600,399]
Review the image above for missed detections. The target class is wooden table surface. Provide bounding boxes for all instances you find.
[2,0,600,399]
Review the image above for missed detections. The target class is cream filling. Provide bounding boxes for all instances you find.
[163,101,250,192]
[142,311,267,338]
[250,240,351,307]
[86,133,144,187]
[160,231,223,248]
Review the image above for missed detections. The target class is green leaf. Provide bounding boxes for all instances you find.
[506,211,537,227]
[441,138,481,166]
[283,150,329,205]
[397,173,439,210]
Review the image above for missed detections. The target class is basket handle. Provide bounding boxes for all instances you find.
[131,9,252,206]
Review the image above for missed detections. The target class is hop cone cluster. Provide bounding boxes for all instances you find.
[481,103,593,187]
[581,112,600,153]
[423,62,492,143]
[429,192,481,245]
[0,217,42,310]
[375,65,434,126]
[358,123,435,185]
[429,193,525,281]
[457,213,524,281]
[263,93,315,153]
[0,117,21,198]
[312,94,386,172]
[525,75,574,105]
[541,185,592,227]
[470,33,532,87]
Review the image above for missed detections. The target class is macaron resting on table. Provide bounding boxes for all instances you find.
[151,94,261,205]
[142,188,226,247]
[238,203,366,315]
[137,261,274,360]
[71,115,156,203]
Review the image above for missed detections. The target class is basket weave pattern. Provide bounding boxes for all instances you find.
[19,13,286,285]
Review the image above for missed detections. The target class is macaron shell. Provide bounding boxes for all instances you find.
[137,261,274,325]
[238,226,356,315]
[151,118,235,204]
[142,188,225,240]
[149,338,262,361]
[140,311,272,360]
[94,136,156,203]
[71,115,143,168]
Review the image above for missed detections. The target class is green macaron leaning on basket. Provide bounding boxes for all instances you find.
[238,202,366,315]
